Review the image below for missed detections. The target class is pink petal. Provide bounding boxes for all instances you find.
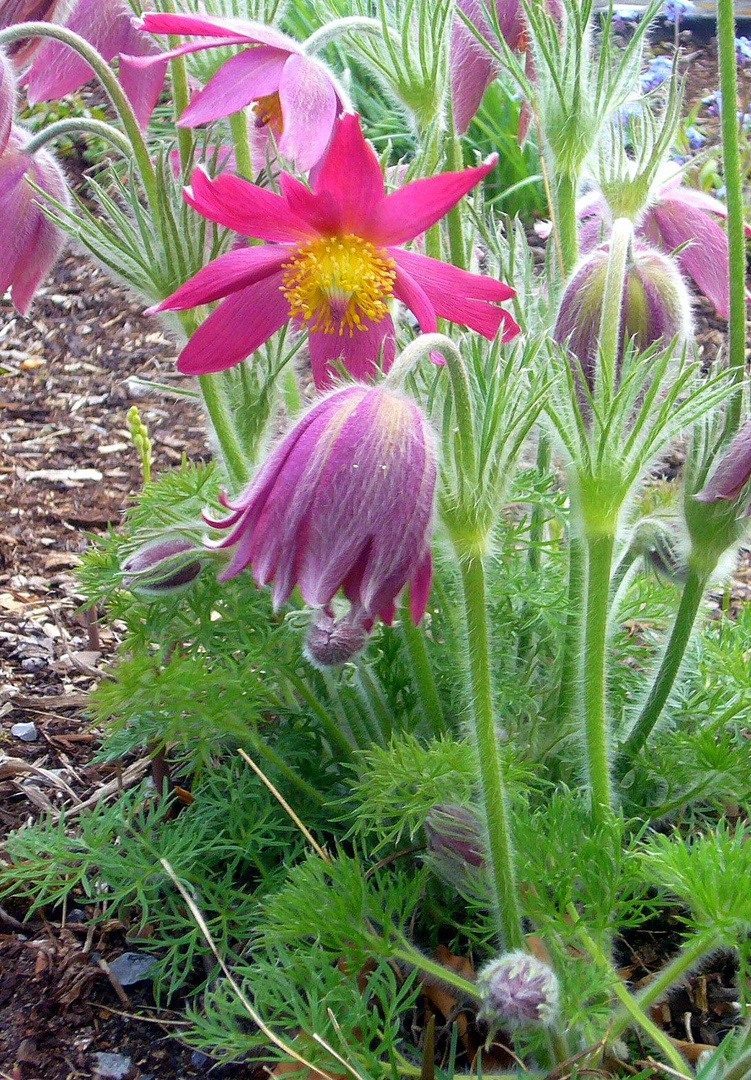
[393,263,438,335]
[0,52,14,156]
[307,313,396,389]
[652,199,730,318]
[277,53,339,172]
[394,248,519,340]
[119,53,168,128]
[312,113,385,234]
[184,166,316,243]
[279,172,340,235]
[176,272,289,375]
[138,12,297,53]
[370,155,498,246]
[409,548,433,624]
[25,0,132,100]
[450,16,500,134]
[149,245,288,313]
[122,36,258,67]
[178,48,288,126]
[695,417,751,502]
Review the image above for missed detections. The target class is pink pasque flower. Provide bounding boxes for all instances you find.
[451,0,527,135]
[575,172,751,319]
[206,383,437,639]
[0,124,69,314]
[0,50,15,154]
[132,12,341,173]
[150,113,519,389]
[3,0,167,128]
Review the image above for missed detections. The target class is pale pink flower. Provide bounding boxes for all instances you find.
[133,11,341,173]
[0,124,69,313]
[451,0,527,135]
[150,113,519,390]
[206,383,437,638]
[695,417,751,504]
[0,49,15,154]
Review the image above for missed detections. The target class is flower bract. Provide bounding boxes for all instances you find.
[151,112,519,389]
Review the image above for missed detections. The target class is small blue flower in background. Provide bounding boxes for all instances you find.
[685,126,706,150]
[641,56,673,93]
[663,0,694,22]
[736,37,751,65]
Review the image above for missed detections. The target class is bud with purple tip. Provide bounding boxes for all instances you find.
[695,418,751,506]
[205,385,437,651]
[553,242,692,394]
[424,804,488,898]
[304,607,370,668]
[477,952,560,1030]
[0,125,69,314]
[122,536,203,596]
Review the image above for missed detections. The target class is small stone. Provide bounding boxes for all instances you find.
[108,951,158,986]
[21,656,46,672]
[92,1052,132,1079]
[11,721,38,742]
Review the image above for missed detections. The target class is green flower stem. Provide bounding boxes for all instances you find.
[556,534,585,723]
[616,563,711,771]
[24,118,133,158]
[445,100,468,272]
[609,930,719,1044]
[716,0,748,436]
[198,373,251,491]
[249,734,325,806]
[302,15,397,56]
[459,553,524,950]
[356,666,392,746]
[229,111,254,179]
[400,594,448,736]
[571,908,691,1076]
[159,0,193,171]
[0,23,158,213]
[283,672,355,763]
[596,218,632,405]
[582,531,615,823]
[392,940,480,1001]
[554,173,580,278]
[282,366,302,420]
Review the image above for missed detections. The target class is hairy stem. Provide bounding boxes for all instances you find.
[554,173,580,277]
[716,0,747,436]
[159,0,193,171]
[616,564,710,770]
[581,532,615,823]
[229,111,254,179]
[198,373,251,491]
[556,535,585,723]
[458,554,524,950]
[400,595,448,736]
[25,118,132,157]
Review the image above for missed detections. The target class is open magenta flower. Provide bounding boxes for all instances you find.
[133,12,341,172]
[150,113,519,389]
[4,0,167,128]
[574,171,751,318]
[0,124,69,314]
[206,384,437,638]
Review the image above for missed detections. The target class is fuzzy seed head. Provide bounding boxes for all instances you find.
[477,952,560,1030]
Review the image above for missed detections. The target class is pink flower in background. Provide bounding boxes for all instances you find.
[695,417,751,504]
[206,383,437,643]
[133,12,341,173]
[0,50,16,153]
[450,0,527,135]
[575,174,751,318]
[2,0,167,127]
[0,125,69,313]
[151,113,519,389]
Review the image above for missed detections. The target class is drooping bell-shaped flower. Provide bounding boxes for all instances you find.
[695,417,751,505]
[0,125,69,314]
[7,0,167,128]
[477,952,560,1031]
[450,0,527,135]
[553,241,692,391]
[204,384,437,637]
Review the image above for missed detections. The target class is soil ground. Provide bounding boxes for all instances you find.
[0,33,748,1080]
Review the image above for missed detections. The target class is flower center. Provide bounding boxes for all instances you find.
[253,92,284,134]
[281,234,396,336]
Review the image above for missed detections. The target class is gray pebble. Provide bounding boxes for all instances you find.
[11,721,38,742]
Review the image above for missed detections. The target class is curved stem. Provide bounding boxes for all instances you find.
[198,373,250,492]
[303,16,396,54]
[554,173,579,277]
[716,0,747,437]
[400,594,448,737]
[581,532,615,823]
[616,564,710,771]
[0,23,158,211]
[229,111,253,179]
[24,118,133,158]
[393,940,480,1002]
[458,554,524,950]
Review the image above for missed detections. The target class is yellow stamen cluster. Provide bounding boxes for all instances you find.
[281,234,396,336]
[253,92,284,134]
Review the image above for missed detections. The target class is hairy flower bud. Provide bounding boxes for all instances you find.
[628,518,687,584]
[424,804,488,898]
[553,242,692,392]
[122,537,203,595]
[695,417,751,505]
[477,952,560,1030]
[304,607,370,667]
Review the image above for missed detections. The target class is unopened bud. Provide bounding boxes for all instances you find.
[425,804,488,899]
[629,518,687,584]
[477,952,560,1030]
[554,243,692,392]
[122,537,202,595]
[304,608,371,667]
